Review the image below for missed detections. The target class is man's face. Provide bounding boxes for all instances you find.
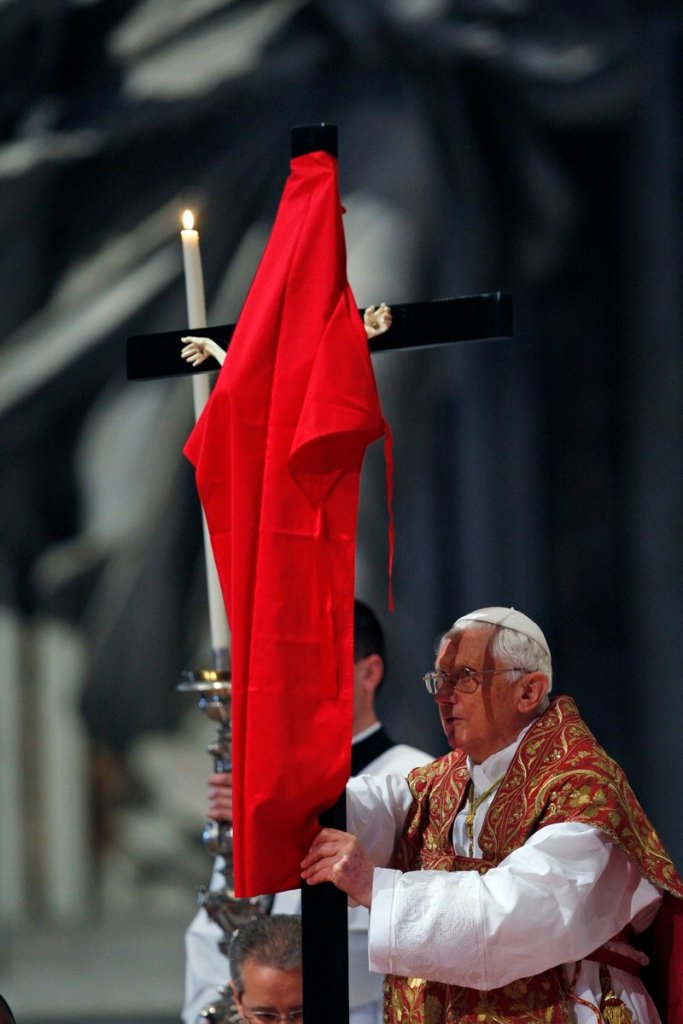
[233,957,303,1022]
[434,626,528,763]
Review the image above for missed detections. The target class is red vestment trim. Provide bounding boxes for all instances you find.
[585,946,640,976]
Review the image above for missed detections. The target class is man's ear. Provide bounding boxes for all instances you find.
[356,653,384,695]
[517,672,550,715]
[229,981,243,1017]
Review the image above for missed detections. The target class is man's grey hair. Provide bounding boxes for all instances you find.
[444,619,553,697]
[228,914,302,995]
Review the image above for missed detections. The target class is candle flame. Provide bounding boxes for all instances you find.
[182,209,195,231]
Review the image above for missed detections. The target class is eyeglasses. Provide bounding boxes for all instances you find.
[239,1012,304,1023]
[423,665,528,695]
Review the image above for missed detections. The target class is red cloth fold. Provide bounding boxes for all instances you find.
[641,891,683,1023]
[184,150,389,896]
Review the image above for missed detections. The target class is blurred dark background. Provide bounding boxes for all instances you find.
[0,0,681,1018]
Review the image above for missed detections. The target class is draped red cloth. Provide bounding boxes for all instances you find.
[184,150,389,896]
[641,891,683,1024]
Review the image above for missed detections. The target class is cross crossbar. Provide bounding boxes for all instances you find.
[126,292,512,380]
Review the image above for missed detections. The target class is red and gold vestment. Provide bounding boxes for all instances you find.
[386,695,683,1023]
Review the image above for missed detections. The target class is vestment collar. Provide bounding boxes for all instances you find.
[467,719,536,792]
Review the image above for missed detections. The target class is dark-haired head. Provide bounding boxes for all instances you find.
[354,599,386,668]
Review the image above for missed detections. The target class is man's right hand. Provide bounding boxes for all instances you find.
[208,772,232,821]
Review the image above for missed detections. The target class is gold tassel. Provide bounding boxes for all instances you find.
[601,987,634,1024]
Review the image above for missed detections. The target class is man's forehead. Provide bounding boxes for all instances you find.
[438,626,496,663]
[241,959,303,997]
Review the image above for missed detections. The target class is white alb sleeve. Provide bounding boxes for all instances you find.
[346,771,415,867]
[368,821,662,989]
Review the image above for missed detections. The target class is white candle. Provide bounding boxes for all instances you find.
[180,209,231,661]
[181,209,207,334]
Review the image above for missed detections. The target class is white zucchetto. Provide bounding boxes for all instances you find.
[453,606,550,660]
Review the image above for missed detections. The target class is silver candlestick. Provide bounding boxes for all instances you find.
[178,669,270,1024]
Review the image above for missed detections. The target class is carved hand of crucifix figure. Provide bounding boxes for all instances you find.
[181,335,227,367]
[362,302,392,339]
[180,304,393,368]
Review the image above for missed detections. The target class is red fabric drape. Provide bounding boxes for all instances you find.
[184,150,389,896]
[641,891,683,1024]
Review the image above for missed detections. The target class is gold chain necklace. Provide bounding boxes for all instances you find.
[465,775,504,857]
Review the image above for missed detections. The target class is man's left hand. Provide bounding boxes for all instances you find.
[300,828,374,908]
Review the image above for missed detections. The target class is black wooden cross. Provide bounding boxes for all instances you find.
[126,124,512,1024]
[126,291,512,380]
[126,122,511,382]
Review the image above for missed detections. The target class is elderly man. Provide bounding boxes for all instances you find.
[302,606,683,1023]
[228,915,303,1023]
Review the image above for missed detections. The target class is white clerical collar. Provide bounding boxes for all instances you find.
[352,722,382,745]
[467,720,535,792]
